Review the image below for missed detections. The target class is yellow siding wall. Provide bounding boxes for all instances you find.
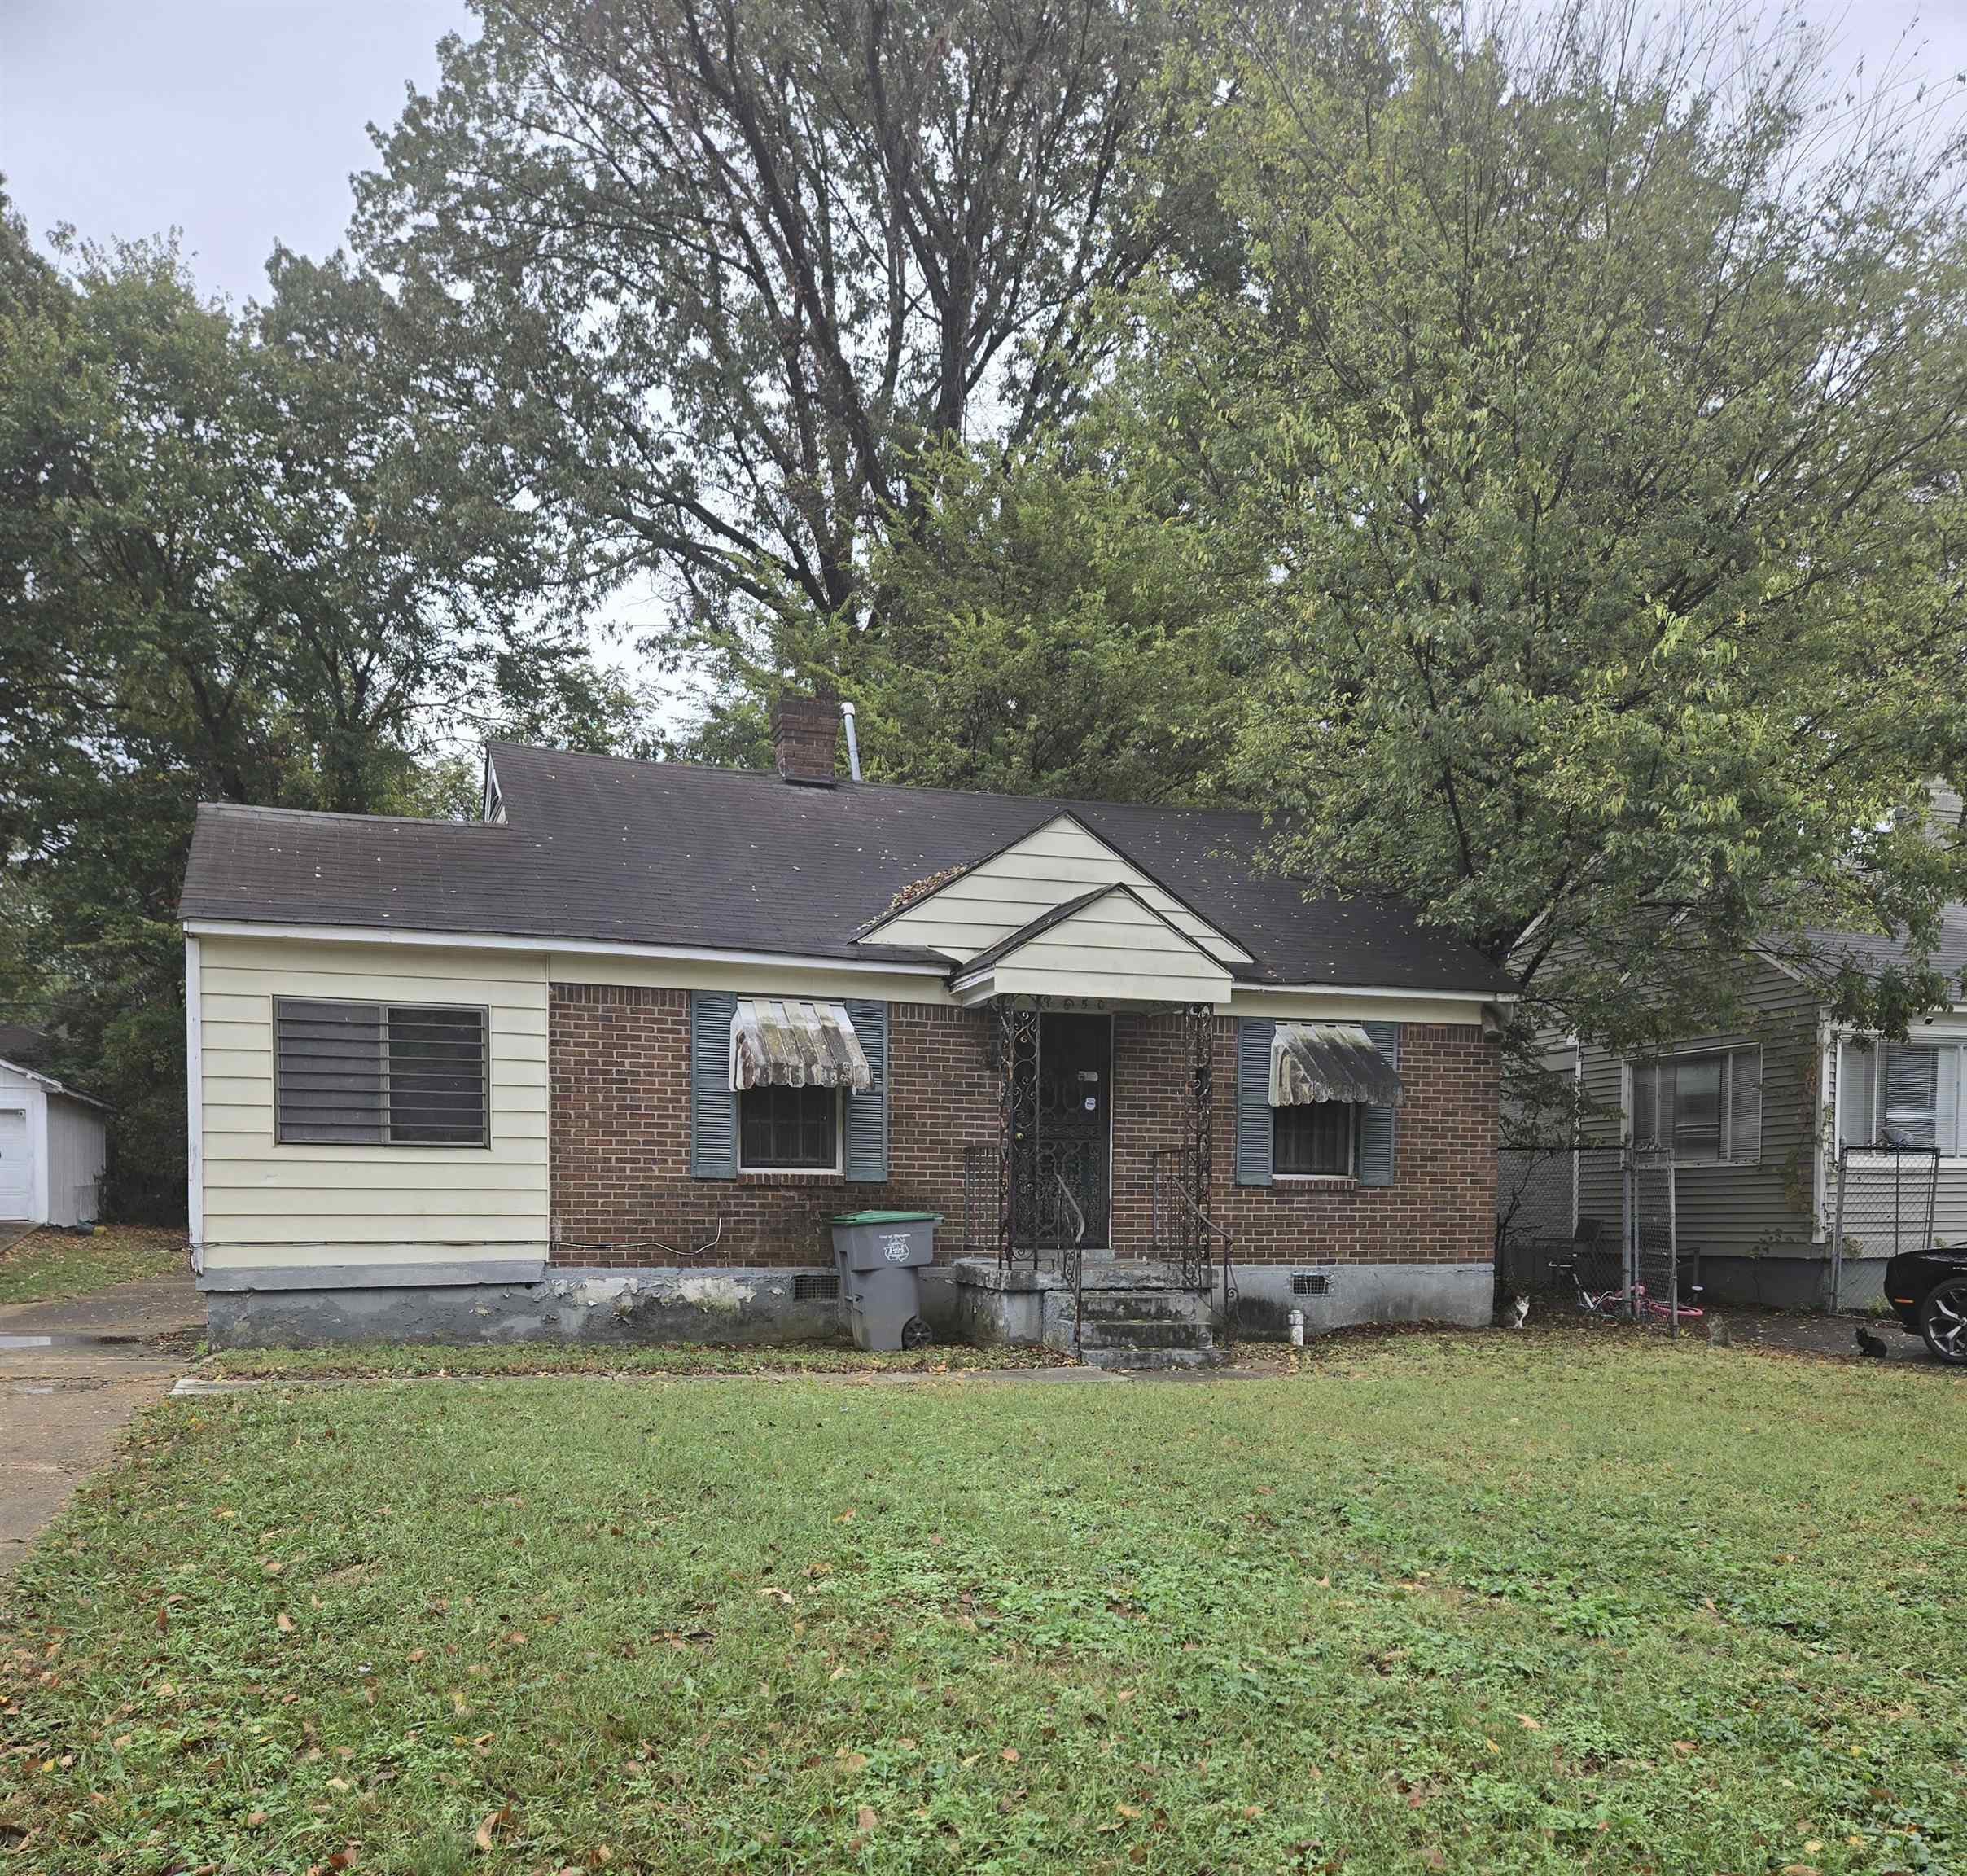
[981,892,1233,1005]
[198,936,549,1268]
[867,817,1254,965]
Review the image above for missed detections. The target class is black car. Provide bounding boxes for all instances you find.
[1882,1247,1967,1365]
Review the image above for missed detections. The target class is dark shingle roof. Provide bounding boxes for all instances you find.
[178,744,1514,994]
[1793,907,1967,985]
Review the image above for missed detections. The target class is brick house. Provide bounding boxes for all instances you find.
[179,691,1511,1354]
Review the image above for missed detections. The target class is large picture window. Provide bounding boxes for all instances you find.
[1273,1102,1356,1177]
[1838,1037,1964,1153]
[739,1083,839,1171]
[274,998,488,1146]
[1627,1046,1761,1165]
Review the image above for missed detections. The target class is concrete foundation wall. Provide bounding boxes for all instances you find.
[1224,1260,1496,1336]
[1694,1252,1891,1313]
[948,1256,1497,1347]
[204,1265,967,1349]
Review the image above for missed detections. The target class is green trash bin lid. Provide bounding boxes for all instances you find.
[828,1209,943,1225]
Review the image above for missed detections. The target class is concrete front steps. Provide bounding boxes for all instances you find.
[950,1256,1226,1368]
[1059,1264,1225,1370]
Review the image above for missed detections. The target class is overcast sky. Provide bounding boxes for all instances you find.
[6,2,1967,306]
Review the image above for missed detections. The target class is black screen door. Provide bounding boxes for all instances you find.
[1036,1012,1112,1248]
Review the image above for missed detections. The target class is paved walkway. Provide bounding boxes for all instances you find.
[0,1273,203,1580]
[0,1220,33,1256]
[1706,1305,1943,1365]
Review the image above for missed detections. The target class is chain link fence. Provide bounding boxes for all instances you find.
[1496,1142,1697,1330]
[1829,1144,1939,1313]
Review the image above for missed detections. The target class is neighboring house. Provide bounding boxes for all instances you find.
[177,690,1511,1350]
[0,1032,108,1228]
[1544,911,1967,1309]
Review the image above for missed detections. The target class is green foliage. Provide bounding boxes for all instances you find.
[5,1339,1964,1870]
[793,445,1246,799]
[353,0,1196,733]
[1126,2,1967,1048]
[0,1225,186,1307]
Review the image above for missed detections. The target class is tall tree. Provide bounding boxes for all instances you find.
[1126,1,1967,1051]
[0,212,629,1216]
[354,0,1188,727]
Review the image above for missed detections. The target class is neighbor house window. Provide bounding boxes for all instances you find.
[1838,1037,1963,1153]
[739,1083,839,1171]
[1627,1046,1761,1165]
[274,999,488,1146]
[1273,1102,1356,1177]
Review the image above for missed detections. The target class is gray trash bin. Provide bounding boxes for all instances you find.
[829,1210,940,1352]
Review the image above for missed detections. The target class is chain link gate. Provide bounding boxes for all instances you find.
[1829,1144,1939,1313]
[1628,1147,1683,1331]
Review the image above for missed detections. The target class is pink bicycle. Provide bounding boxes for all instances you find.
[1550,1259,1704,1322]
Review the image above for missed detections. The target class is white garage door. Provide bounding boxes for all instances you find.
[0,1109,30,1218]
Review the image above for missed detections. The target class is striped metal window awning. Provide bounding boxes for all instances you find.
[729,999,873,1093]
[1270,1022,1403,1107]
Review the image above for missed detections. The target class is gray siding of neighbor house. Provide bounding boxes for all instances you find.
[1831,1029,1967,1250]
[1575,958,1824,1261]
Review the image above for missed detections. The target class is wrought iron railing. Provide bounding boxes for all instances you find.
[1054,1168,1087,1354]
[964,1142,999,1264]
[1150,1144,1235,1322]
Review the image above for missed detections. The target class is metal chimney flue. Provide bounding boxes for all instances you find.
[840,699,862,782]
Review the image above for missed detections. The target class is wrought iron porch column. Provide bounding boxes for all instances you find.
[995,999,1040,1270]
[1178,1002,1213,1283]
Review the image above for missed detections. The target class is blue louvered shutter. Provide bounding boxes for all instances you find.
[1235,1018,1274,1187]
[690,991,738,1179]
[842,999,888,1182]
[1357,1021,1400,1186]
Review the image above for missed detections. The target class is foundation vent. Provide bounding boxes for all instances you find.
[792,1271,840,1301]
[1291,1271,1331,1297]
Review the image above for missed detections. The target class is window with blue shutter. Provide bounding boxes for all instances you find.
[689,991,738,1179]
[842,999,888,1182]
[1236,1019,1274,1186]
[1356,1022,1400,1186]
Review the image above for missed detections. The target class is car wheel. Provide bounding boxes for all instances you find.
[1919,1275,1967,1365]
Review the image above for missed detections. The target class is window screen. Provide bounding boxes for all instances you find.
[275,999,488,1146]
[1881,1042,1957,1151]
[1273,1102,1355,1176]
[739,1083,837,1169]
[1629,1047,1760,1164]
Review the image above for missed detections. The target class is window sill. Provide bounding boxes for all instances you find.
[738,1168,845,1181]
[1275,1173,1358,1187]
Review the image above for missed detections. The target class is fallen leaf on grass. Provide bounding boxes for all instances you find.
[1001,1747,1020,1764]
[276,1613,294,1634]
[474,1806,511,1851]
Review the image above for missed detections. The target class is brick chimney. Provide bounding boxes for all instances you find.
[771,686,841,786]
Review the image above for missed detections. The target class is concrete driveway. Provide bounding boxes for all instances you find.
[0,1273,201,1579]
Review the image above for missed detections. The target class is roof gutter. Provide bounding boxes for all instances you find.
[177,918,951,976]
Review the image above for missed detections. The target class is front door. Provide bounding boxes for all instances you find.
[1036,1013,1111,1249]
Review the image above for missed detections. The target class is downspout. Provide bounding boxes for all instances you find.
[839,700,862,782]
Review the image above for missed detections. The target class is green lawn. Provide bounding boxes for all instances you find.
[2,1335,1963,1874]
[197,1340,1074,1379]
[0,1225,186,1306]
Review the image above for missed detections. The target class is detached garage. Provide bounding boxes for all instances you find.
[0,1054,108,1228]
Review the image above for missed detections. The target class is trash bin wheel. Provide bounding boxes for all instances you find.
[901,1315,932,1351]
